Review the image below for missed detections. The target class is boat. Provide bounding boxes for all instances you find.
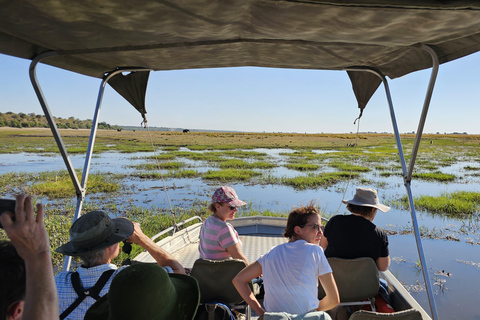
[134,215,431,319]
[2,1,480,319]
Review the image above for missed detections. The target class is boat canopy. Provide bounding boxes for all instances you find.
[1,0,480,114]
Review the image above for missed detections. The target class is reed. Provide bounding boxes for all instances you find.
[281,172,359,189]
[131,161,185,170]
[203,169,261,181]
[412,172,456,182]
[329,161,371,172]
[285,163,320,171]
[395,191,480,216]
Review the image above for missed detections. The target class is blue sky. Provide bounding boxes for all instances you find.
[1,51,480,134]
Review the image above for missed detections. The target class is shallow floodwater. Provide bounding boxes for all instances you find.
[1,151,479,319]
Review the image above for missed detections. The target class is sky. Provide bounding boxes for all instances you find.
[1,51,480,134]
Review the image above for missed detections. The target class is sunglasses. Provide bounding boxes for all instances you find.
[300,223,321,232]
[229,205,236,210]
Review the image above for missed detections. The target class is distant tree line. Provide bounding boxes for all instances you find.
[0,112,121,130]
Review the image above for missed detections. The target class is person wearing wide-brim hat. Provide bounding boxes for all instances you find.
[84,263,200,320]
[54,210,185,320]
[320,187,391,271]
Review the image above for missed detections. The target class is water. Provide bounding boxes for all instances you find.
[1,151,479,319]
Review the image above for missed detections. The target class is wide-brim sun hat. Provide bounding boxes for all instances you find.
[212,185,246,207]
[84,263,200,320]
[56,210,134,256]
[342,187,390,212]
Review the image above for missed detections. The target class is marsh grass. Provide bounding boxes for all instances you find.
[395,191,480,216]
[464,166,480,171]
[285,163,320,171]
[30,172,121,198]
[219,159,276,169]
[131,161,185,170]
[203,169,261,181]
[281,172,359,189]
[329,161,371,172]
[0,170,121,198]
[132,170,200,179]
[146,154,177,161]
[412,172,456,182]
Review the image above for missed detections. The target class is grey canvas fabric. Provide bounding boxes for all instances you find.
[1,1,480,79]
[2,1,480,115]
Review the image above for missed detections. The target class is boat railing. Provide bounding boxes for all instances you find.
[151,215,203,242]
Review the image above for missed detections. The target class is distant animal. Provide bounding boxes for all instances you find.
[183,129,190,133]
[430,140,433,144]
[133,130,135,132]
[117,128,122,132]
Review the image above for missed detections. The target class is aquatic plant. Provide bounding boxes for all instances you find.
[285,162,320,171]
[394,191,480,216]
[412,172,455,182]
[280,172,359,190]
[203,169,261,181]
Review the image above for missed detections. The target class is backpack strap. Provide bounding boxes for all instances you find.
[60,269,115,320]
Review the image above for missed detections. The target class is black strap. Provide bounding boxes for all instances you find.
[60,269,115,320]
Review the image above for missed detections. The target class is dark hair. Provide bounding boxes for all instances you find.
[0,241,26,320]
[346,203,376,219]
[283,203,320,240]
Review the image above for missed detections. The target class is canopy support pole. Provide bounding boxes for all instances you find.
[29,55,151,270]
[345,47,439,319]
[407,45,439,181]
[29,52,83,199]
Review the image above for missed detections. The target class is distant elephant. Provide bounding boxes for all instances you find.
[183,129,190,133]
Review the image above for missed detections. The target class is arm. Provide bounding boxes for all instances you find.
[376,256,390,271]
[0,194,59,320]
[317,272,340,311]
[127,222,185,274]
[232,261,264,316]
[226,242,249,265]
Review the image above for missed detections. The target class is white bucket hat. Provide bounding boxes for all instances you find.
[342,187,390,212]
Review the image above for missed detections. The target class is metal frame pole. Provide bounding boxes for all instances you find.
[30,58,151,270]
[345,59,439,319]
[29,52,83,197]
[407,45,439,181]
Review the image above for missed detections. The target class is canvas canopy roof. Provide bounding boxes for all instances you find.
[1,0,480,114]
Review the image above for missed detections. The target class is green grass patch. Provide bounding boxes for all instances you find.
[285,163,320,171]
[146,154,177,161]
[464,166,480,171]
[203,169,261,181]
[395,191,480,216]
[164,170,200,179]
[412,172,455,182]
[281,172,359,190]
[329,161,371,172]
[219,159,251,169]
[131,161,185,170]
[29,172,120,198]
[218,159,276,169]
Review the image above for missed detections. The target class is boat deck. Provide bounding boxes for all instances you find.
[172,234,287,268]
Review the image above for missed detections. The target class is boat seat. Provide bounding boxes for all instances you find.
[190,258,248,304]
[318,257,379,311]
[348,309,422,320]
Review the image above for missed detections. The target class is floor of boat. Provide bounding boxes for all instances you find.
[173,234,287,268]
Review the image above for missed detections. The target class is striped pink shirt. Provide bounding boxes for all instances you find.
[199,215,241,260]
